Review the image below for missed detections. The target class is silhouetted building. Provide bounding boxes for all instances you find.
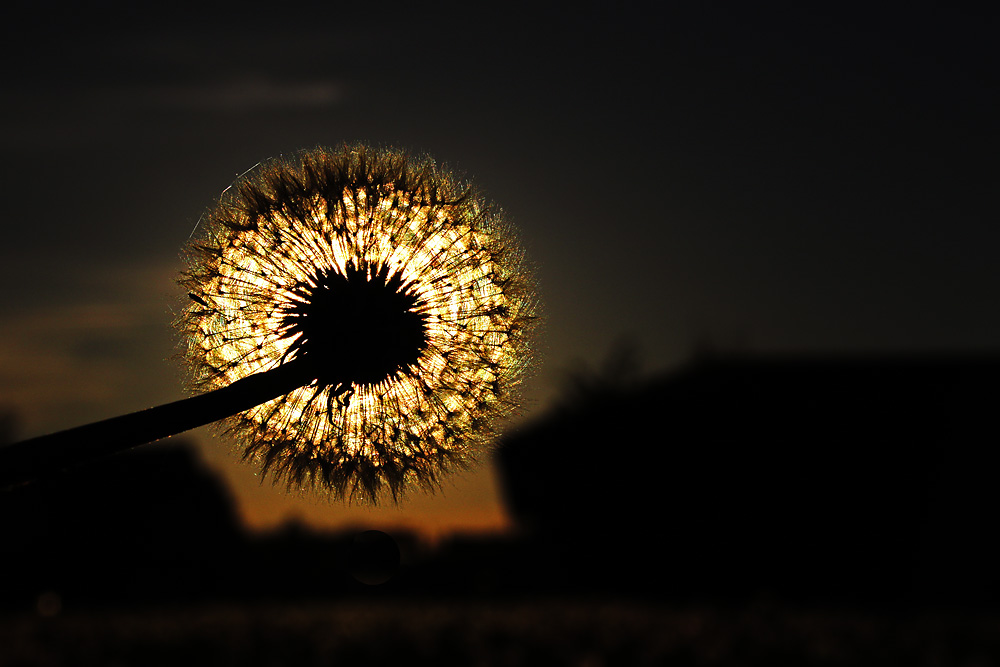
[497,354,1000,607]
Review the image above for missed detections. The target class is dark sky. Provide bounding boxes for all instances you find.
[0,3,996,535]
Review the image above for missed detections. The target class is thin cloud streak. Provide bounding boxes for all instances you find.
[133,78,346,111]
[0,77,347,145]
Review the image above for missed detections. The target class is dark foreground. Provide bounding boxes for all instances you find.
[4,356,1000,664]
[3,600,1000,666]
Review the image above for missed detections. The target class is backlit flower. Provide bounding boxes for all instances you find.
[178,145,538,502]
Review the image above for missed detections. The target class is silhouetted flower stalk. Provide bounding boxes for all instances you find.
[0,146,539,502]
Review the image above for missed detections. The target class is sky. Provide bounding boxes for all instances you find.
[0,3,996,539]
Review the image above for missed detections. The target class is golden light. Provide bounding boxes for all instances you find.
[178,145,539,503]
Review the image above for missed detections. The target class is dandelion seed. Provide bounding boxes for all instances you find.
[177,145,539,503]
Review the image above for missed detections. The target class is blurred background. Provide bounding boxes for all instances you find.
[1,2,998,664]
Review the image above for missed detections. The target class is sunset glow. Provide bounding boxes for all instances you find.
[179,147,538,502]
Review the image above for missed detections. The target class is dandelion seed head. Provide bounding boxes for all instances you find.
[178,145,538,503]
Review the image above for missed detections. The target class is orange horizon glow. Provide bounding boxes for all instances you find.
[194,433,515,546]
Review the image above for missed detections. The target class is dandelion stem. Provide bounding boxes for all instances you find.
[0,358,313,490]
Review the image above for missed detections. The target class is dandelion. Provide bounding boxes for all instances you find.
[0,145,539,502]
[179,145,538,501]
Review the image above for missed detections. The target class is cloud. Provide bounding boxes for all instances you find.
[0,303,139,430]
[0,76,347,146]
[21,77,346,112]
[135,78,346,111]
[0,261,183,438]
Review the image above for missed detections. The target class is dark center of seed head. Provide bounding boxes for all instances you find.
[277,261,429,388]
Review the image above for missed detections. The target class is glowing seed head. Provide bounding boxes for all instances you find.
[178,145,539,503]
